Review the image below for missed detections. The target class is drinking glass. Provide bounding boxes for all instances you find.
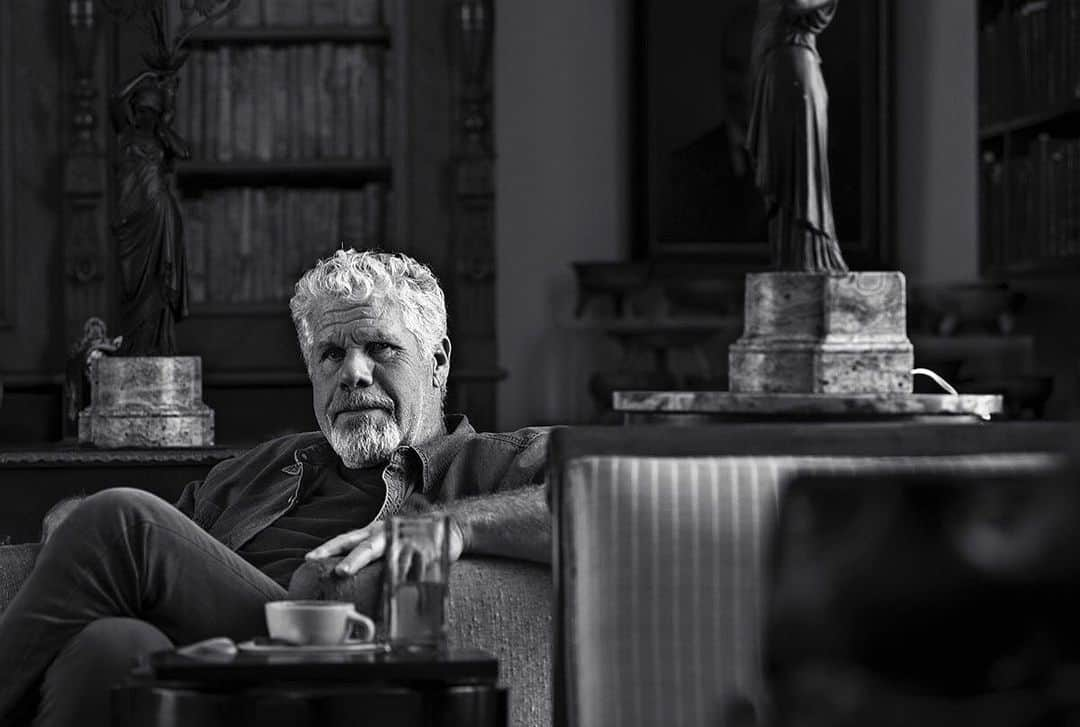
[384,515,451,650]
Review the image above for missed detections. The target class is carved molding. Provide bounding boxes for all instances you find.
[0,1,15,329]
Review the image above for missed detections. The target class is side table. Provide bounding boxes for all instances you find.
[113,647,507,727]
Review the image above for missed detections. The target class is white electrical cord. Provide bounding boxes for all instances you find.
[911,368,959,396]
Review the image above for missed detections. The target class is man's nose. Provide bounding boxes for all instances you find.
[339,349,374,389]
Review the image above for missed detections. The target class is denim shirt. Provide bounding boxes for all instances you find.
[174,415,550,552]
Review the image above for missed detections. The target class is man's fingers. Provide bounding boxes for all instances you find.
[335,530,386,575]
[305,528,370,560]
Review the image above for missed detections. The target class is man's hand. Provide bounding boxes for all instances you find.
[305,518,465,576]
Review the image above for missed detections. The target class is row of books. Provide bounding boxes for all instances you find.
[194,0,386,29]
[979,0,1080,125]
[174,44,389,162]
[182,184,391,304]
[980,135,1080,269]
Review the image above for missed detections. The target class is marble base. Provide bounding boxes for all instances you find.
[613,390,1003,420]
[729,272,914,394]
[79,356,215,448]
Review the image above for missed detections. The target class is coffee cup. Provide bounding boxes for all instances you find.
[264,600,376,646]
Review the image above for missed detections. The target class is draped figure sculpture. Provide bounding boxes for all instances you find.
[110,70,191,355]
[747,0,848,273]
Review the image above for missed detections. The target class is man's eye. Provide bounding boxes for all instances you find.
[368,342,395,356]
[321,347,345,362]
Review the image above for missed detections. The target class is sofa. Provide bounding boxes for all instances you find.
[548,422,1080,727]
[0,506,552,727]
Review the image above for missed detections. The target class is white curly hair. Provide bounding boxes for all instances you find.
[290,249,448,370]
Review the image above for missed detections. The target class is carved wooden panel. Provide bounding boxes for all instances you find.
[0,0,15,329]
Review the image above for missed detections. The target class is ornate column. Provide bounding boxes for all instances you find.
[62,0,110,435]
[450,0,498,424]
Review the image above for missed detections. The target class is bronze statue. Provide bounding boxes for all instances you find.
[110,69,190,355]
[747,0,848,273]
[100,0,240,355]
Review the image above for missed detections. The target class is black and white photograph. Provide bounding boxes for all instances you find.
[3,1,1080,725]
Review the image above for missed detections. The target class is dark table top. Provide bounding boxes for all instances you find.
[0,443,249,468]
[142,647,499,686]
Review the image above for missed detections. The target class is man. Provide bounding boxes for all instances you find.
[0,250,550,727]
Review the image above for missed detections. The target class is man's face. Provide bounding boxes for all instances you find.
[308,296,450,468]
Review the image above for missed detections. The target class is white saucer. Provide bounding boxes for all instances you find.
[237,638,390,654]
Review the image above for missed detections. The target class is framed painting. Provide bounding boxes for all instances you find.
[632,0,894,269]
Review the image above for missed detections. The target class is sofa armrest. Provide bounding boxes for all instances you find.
[0,544,41,614]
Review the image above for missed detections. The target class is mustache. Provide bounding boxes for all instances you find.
[330,393,395,419]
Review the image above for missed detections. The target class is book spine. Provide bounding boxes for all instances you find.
[1069,141,1078,255]
[345,0,381,25]
[382,47,393,159]
[262,0,278,27]
[333,45,351,158]
[231,0,261,26]
[217,47,233,161]
[271,48,290,160]
[232,47,254,160]
[278,0,313,25]
[1072,0,1080,98]
[1017,7,1031,114]
[348,45,368,159]
[1036,135,1050,260]
[208,189,230,302]
[299,45,319,158]
[312,0,345,25]
[327,188,342,253]
[265,187,284,300]
[384,186,394,248]
[203,48,219,161]
[367,47,385,159]
[251,188,267,302]
[237,187,254,302]
[978,25,990,124]
[316,43,335,158]
[186,195,208,303]
[287,47,303,159]
[253,45,274,161]
[340,188,366,246]
[286,189,305,287]
[188,50,204,159]
[364,182,385,246]
[305,190,324,268]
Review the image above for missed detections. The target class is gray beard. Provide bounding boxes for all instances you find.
[326,412,403,468]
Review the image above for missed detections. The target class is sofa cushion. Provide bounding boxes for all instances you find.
[0,544,40,614]
[559,453,1061,727]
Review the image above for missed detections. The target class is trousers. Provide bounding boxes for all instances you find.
[0,488,287,727]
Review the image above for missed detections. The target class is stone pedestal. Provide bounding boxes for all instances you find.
[79,356,214,448]
[729,272,914,394]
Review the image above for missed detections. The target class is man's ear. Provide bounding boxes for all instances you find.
[433,337,451,387]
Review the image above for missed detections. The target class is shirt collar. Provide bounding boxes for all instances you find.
[294,414,476,496]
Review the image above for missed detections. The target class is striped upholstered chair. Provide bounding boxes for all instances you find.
[549,423,1078,727]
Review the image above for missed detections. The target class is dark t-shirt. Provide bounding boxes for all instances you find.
[237,462,385,588]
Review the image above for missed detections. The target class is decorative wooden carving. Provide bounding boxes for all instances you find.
[99,0,238,355]
[449,0,497,424]
[449,0,494,328]
[748,0,847,273]
[63,0,109,341]
[0,0,14,329]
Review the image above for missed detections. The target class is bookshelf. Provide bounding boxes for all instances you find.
[978,0,1080,277]
[92,0,500,437]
